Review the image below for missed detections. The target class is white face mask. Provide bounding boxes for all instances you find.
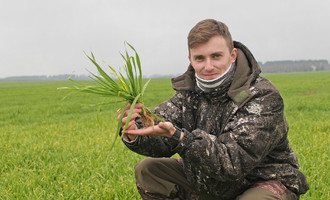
[195,63,234,91]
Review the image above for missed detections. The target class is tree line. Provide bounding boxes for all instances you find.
[259,60,330,73]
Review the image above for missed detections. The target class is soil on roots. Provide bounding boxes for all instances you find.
[140,109,155,128]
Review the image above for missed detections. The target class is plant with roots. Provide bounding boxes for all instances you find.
[60,42,164,148]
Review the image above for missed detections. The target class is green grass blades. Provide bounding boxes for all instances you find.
[0,72,329,199]
[60,42,164,149]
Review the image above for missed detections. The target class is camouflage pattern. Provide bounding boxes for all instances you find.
[123,41,309,199]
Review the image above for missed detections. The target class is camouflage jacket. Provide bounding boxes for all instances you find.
[123,41,309,199]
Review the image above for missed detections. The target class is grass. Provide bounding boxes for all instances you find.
[0,71,329,199]
[262,72,329,199]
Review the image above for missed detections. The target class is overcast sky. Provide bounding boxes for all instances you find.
[1,0,329,78]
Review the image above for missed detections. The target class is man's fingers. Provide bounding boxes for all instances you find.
[122,120,136,130]
[158,122,173,130]
[121,113,138,126]
[124,108,142,116]
[158,122,166,128]
[124,122,174,138]
[125,126,157,135]
[118,108,141,120]
[134,103,144,108]
[125,103,144,111]
[117,103,144,120]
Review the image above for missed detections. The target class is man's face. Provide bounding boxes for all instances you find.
[189,35,237,80]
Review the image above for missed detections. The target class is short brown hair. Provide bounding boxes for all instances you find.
[188,19,234,51]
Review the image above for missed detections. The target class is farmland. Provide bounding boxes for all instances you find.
[0,71,329,199]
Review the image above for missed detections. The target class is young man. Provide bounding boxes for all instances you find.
[120,19,309,200]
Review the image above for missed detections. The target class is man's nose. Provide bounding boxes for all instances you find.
[205,58,214,71]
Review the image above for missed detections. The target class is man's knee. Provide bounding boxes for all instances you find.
[134,157,158,180]
[134,157,181,197]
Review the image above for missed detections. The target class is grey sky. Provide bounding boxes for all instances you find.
[1,0,329,78]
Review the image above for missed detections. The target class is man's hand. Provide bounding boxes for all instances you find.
[118,103,184,141]
[125,122,182,139]
[118,103,144,140]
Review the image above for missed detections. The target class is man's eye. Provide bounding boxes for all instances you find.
[195,56,204,61]
[213,54,221,58]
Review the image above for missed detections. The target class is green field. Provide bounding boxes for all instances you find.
[0,71,329,199]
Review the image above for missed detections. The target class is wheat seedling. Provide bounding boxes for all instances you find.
[60,42,165,148]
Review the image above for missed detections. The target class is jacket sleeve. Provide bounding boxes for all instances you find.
[174,86,288,182]
[122,92,184,157]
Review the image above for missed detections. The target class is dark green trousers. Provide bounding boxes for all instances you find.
[135,157,297,200]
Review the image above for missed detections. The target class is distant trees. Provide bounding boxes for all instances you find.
[260,60,330,73]
[1,74,90,81]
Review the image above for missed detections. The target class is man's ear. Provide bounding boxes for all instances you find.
[188,55,192,63]
[231,48,238,62]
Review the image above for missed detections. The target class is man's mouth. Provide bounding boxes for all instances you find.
[201,74,220,80]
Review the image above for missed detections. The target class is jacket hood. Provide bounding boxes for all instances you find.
[171,41,261,108]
